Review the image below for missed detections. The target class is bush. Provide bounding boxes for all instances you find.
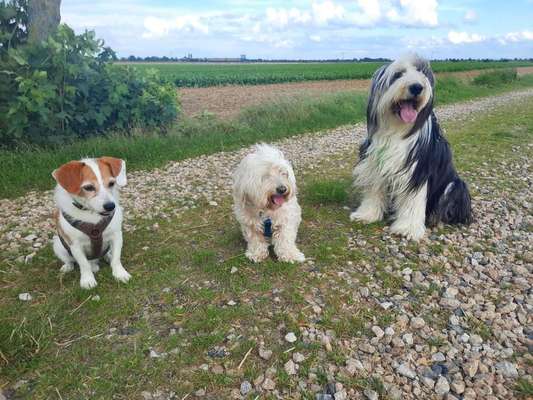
[0,22,179,146]
[472,68,518,87]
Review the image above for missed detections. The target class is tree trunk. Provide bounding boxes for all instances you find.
[27,0,61,44]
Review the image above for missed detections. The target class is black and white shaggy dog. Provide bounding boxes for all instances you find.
[350,53,472,241]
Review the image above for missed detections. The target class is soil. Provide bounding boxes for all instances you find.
[179,66,533,120]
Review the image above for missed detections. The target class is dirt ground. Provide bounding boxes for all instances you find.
[179,66,533,119]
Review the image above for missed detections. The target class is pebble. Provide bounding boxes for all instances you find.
[334,390,347,400]
[240,381,252,395]
[371,325,384,339]
[495,361,518,378]
[293,352,306,363]
[285,332,297,343]
[435,376,450,395]
[262,378,276,390]
[397,363,416,379]
[469,334,483,346]
[346,358,364,375]
[363,389,378,400]
[410,317,426,329]
[432,352,446,362]
[259,348,272,360]
[18,292,32,301]
[359,343,376,354]
[463,359,479,378]
[230,267,238,274]
[284,359,298,375]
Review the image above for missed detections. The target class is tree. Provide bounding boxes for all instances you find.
[27,0,60,44]
[0,0,28,52]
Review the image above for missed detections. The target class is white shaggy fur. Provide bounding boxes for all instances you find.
[233,144,305,263]
[53,158,131,289]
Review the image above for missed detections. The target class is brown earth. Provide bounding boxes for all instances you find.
[179,66,533,120]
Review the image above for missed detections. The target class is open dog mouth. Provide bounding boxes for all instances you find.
[394,99,419,123]
[269,193,288,208]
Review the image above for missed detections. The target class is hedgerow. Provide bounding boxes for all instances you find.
[0,1,179,146]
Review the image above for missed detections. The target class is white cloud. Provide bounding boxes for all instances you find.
[142,15,208,39]
[447,31,486,44]
[388,0,439,27]
[357,0,381,21]
[498,30,533,45]
[463,9,478,23]
[309,35,321,42]
[265,7,311,29]
[312,1,344,25]
[502,30,533,42]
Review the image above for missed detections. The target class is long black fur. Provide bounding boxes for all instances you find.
[405,114,472,226]
[361,56,472,227]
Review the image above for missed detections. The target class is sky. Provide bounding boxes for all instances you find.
[61,0,533,60]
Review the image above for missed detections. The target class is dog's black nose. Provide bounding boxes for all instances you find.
[409,83,423,96]
[103,202,115,212]
[276,185,287,194]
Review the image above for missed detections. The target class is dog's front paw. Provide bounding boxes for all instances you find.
[390,221,425,241]
[112,265,132,283]
[246,245,269,263]
[60,263,74,273]
[350,205,383,223]
[276,248,306,263]
[80,274,98,289]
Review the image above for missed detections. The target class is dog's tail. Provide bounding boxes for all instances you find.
[435,178,473,225]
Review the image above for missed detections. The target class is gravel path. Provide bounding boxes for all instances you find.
[2,88,533,262]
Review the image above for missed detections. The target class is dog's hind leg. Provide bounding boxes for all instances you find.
[350,185,387,223]
[390,183,427,241]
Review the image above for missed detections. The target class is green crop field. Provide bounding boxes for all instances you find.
[123,60,533,87]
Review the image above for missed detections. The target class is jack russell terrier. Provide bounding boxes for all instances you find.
[52,157,131,289]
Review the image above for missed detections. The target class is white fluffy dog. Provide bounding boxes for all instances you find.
[232,144,305,263]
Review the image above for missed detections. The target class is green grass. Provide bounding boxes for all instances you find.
[515,377,533,398]
[1,98,532,398]
[125,60,533,87]
[2,72,533,199]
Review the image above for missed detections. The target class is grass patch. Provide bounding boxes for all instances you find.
[472,68,517,87]
[514,378,533,398]
[304,178,351,205]
[2,74,533,198]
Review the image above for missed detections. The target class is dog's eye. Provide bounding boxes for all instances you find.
[82,184,96,192]
[391,71,403,83]
[108,181,115,188]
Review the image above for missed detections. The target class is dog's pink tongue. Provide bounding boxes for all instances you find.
[400,102,418,123]
[273,195,285,206]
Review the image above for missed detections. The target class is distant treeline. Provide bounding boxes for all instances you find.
[119,55,533,63]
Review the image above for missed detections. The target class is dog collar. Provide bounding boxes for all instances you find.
[72,200,87,210]
[263,217,273,238]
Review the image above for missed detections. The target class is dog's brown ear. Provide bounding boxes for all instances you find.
[98,156,127,186]
[52,161,85,194]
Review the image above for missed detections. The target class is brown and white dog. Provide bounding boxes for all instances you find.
[52,157,131,289]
